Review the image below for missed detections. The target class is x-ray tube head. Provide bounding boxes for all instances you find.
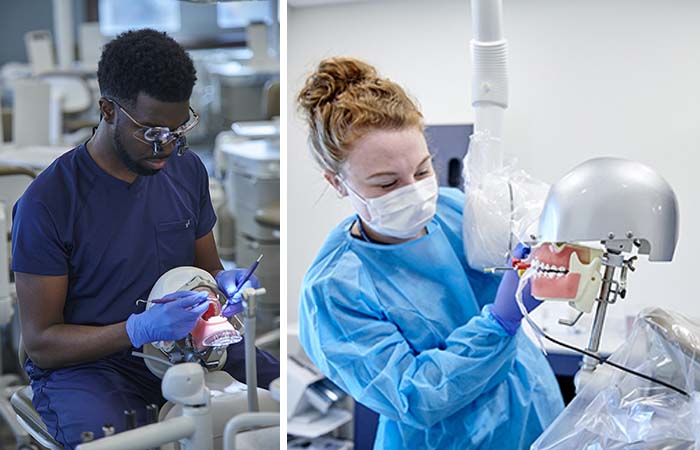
[535,157,679,262]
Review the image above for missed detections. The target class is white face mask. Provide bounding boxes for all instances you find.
[341,176,439,239]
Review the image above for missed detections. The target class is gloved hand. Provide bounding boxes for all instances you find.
[490,244,541,335]
[126,290,209,348]
[215,269,260,318]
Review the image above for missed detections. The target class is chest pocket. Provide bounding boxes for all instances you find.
[156,217,195,272]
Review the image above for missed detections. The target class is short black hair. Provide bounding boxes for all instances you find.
[97,29,197,106]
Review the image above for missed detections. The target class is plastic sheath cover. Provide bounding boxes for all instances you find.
[532,307,700,450]
[462,131,549,269]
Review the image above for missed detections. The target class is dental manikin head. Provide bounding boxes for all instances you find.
[523,157,679,314]
[535,157,679,262]
[188,285,241,350]
[144,266,242,378]
[297,57,439,244]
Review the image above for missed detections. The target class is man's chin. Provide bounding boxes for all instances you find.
[137,167,161,176]
[128,164,160,176]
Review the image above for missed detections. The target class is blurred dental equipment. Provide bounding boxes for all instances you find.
[287,342,351,444]
[15,0,104,146]
[216,135,280,339]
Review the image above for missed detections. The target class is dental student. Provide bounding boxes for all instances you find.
[296,57,564,450]
[11,30,279,449]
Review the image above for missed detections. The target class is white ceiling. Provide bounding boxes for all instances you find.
[287,0,372,8]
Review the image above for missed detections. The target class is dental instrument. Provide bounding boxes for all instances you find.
[223,254,263,311]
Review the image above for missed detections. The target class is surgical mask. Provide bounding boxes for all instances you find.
[341,176,439,239]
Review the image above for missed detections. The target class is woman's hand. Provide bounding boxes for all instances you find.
[489,244,541,335]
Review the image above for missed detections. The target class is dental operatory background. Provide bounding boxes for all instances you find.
[287,0,698,448]
[0,1,279,448]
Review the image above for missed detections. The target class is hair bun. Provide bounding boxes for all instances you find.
[298,57,377,113]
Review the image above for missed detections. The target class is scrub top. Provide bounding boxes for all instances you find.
[299,188,564,450]
[11,143,216,326]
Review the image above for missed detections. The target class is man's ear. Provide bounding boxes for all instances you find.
[98,97,116,124]
[324,170,347,197]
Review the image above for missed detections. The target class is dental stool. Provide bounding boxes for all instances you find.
[9,339,62,450]
[10,385,62,450]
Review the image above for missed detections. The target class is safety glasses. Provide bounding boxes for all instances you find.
[107,98,199,156]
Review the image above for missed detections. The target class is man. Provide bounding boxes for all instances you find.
[10,29,279,449]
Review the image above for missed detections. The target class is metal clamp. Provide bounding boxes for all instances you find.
[602,251,625,268]
[617,256,636,299]
[605,279,620,304]
[558,310,584,327]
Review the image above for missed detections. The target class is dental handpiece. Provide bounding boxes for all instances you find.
[484,267,517,273]
[150,291,209,305]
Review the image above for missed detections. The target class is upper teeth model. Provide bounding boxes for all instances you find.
[528,243,604,313]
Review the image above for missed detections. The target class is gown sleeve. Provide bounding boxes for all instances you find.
[299,263,520,430]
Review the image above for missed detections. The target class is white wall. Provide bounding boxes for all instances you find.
[287,0,700,325]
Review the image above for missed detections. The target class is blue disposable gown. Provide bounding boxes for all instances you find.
[299,188,564,449]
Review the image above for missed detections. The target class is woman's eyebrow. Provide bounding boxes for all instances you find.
[366,155,433,180]
[415,155,432,169]
[366,170,397,181]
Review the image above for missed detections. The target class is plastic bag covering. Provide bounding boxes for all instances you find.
[532,307,700,450]
[462,131,550,270]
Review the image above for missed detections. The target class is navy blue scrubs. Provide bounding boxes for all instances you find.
[11,144,279,449]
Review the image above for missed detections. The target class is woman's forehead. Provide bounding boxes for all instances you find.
[345,128,430,173]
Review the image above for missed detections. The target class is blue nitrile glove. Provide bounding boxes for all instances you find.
[126,290,210,348]
[490,244,541,335]
[216,269,260,318]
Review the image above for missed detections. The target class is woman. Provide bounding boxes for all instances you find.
[296,57,563,449]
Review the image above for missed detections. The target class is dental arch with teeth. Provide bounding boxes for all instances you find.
[529,242,604,313]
